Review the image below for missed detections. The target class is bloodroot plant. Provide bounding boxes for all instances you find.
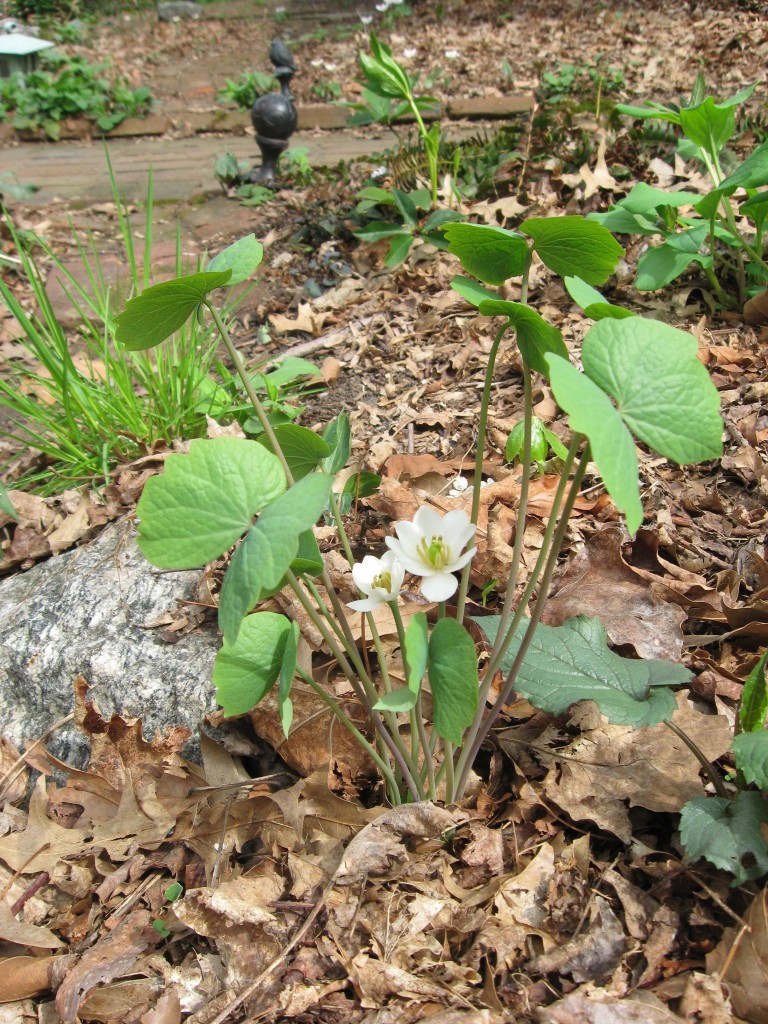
[116,220,726,818]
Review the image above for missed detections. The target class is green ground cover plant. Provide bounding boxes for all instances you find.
[0,50,151,139]
[0,171,314,493]
[591,75,768,308]
[217,70,276,111]
[113,213,740,877]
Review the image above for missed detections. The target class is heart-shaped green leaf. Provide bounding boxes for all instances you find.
[582,318,723,465]
[477,298,568,377]
[136,437,285,568]
[206,234,264,285]
[213,611,293,716]
[443,223,529,286]
[680,792,768,885]
[521,216,623,285]
[218,472,333,643]
[428,618,478,745]
[547,354,643,534]
[115,270,232,350]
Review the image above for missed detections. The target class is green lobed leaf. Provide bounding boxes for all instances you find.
[278,620,299,736]
[428,618,478,745]
[739,648,768,733]
[588,206,659,236]
[506,417,548,466]
[565,277,635,320]
[634,243,708,291]
[213,611,293,716]
[474,615,684,726]
[290,529,324,577]
[443,223,529,286]
[206,234,264,285]
[546,354,643,534]
[582,317,723,465]
[136,438,285,569]
[322,413,352,475]
[521,216,623,285]
[218,472,333,644]
[679,792,768,885]
[733,731,768,790]
[404,612,428,695]
[618,182,702,215]
[679,97,735,157]
[0,482,17,522]
[695,139,768,218]
[374,689,418,712]
[477,298,568,377]
[259,424,331,480]
[451,275,499,307]
[115,270,232,350]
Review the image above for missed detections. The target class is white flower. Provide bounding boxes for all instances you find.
[445,49,461,59]
[360,14,373,25]
[323,62,337,71]
[386,506,476,603]
[403,47,417,59]
[348,551,405,612]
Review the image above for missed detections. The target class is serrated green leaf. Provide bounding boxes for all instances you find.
[451,275,499,307]
[0,482,18,522]
[474,615,684,726]
[259,424,331,480]
[428,618,478,745]
[733,731,768,790]
[739,648,768,733]
[279,620,299,736]
[206,234,264,285]
[136,438,285,568]
[521,216,623,285]
[404,612,428,695]
[477,298,568,377]
[582,318,723,465]
[213,611,293,716]
[443,223,529,286]
[680,792,768,885]
[115,271,232,350]
[547,355,643,534]
[218,473,333,643]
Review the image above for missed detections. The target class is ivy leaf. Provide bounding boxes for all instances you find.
[206,234,264,285]
[582,317,723,465]
[547,354,643,534]
[218,473,333,644]
[477,298,568,377]
[136,438,285,568]
[115,271,232,350]
[521,216,623,285]
[213,612,294,717]
[679,792,768,885]
[259,424,331,480]
[443,223,529,286]
[428,618,478,745]
[474,615,684,726]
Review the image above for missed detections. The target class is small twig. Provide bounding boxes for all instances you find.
[10,872,49,915]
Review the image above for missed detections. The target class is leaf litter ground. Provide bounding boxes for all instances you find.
[1,1,768,1021]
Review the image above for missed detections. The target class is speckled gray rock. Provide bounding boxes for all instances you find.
[0,520,219,765]
[157,1,203,20]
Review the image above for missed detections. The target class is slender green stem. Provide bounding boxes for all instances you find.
[296,666,402,803]
[392,601,436,800]
[455,321,509,622]
[454,438,588,798]
[206,303,294,484]
[328,490,356,567]
[443,740,455,804]
[664,720,729,799]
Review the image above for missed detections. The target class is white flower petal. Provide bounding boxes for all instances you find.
[420,572,459,602]
[348,596,384,612]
